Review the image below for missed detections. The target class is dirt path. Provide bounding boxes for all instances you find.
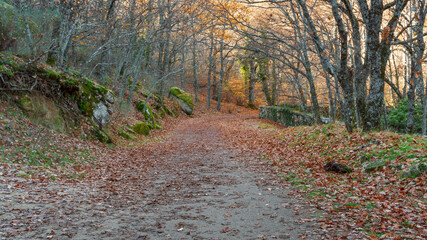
[1,114,326,239]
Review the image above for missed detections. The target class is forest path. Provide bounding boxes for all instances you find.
[1,114,325,239]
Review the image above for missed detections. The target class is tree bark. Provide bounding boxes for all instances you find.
[248,56,257,106]
[357,0,409,131]
[217,38,224,111]
[207,33,214,108]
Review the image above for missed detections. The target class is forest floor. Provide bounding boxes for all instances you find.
[1,111,327,239]
[0,105,426,239]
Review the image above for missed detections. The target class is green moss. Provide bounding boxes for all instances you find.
[68,69,80,76]
[19,96,31,104]
[364,160,386,172]
[126,127,136,134]
[134,122,150,136]
[82,78,108,95]
[43,69,61,80]
[158,108,166,118]
[60,77,80,94]
[136,83,144,91]
[0,65,14,77]
[78,79,111,117]
[118,129,133,140]
[136,100,156,124]
[92,127,113,143]
[6,56,20,70]
[162,105,176,117]
[136,100,146,112]
[145,123,162,130]
[78,100,93,116]
[97,85,108,95]
[169,87,193,109]
[141,92,162,103]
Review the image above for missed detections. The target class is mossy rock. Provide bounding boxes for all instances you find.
[364,160,386,172]
[78,79,112,117]
[134,122,150,136]
[169,87,193,109]
[169,87,194,115]
[136,100,156,124]
[17,94,66,133]
[118,129,133,140]
[92,127,113,143]
[136,100,147,112]
[401,162,427,178]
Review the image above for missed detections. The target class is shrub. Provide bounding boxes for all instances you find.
[388,98,423,133]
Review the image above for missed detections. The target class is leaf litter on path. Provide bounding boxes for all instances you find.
[1,112,329,239]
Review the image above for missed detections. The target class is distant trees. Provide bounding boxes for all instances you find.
[231,0,426,134]
[1,0,426,134]
[0,0,251,111]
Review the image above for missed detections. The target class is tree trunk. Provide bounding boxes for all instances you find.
[207,33,214,108]
[359,0,409,131]
[258,58,273,106]
[407,67,416,133]
[180,50,186,90]
[248,57,256,106]
[217,38,224,111]
[47,20,60,66]
[295,0,333,125]
[192,32,198,104]
[331,0,354,132]
[271,60,278,106]
[342,0,368,129]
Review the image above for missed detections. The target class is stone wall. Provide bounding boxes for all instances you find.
[259,105,328,126]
